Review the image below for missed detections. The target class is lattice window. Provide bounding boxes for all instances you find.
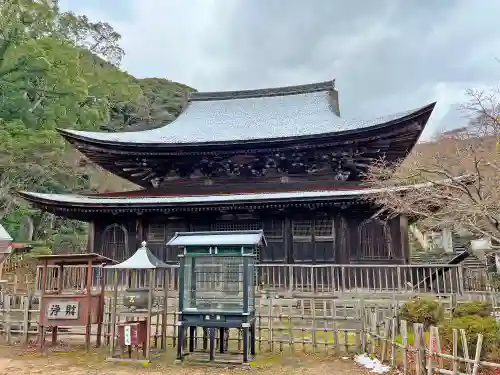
[292,219,312,262]
[292,220,313,237]
[359,220,390,259]
[147,223,166,241]
[292,218,334,262]
[314,219,334,237]
[262,219,284,237]
[262,219,285,262]
[166,221,187,241]
[211,221,262,232]
[191,222,211,231]
[210,221,262,261]
[102,224,128,261]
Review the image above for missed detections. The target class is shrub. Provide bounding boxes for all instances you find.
[399,297,444,329]
[453,301,493,318]
[24,246,52,260]
[442,316,500,360]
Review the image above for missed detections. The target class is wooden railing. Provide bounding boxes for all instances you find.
[32,263,496,296]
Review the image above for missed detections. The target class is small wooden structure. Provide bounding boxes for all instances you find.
[168,230,264,364]
[105,241,169,364]
[37,253,114,350]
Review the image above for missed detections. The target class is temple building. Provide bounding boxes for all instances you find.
[20,80,436,265]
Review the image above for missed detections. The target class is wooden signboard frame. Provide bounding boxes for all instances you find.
[37,253,115,351]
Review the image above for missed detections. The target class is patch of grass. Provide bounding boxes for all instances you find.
[0,343,365,375]
[394,331,431,346]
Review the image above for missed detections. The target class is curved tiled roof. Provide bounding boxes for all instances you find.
[57,80,435,146]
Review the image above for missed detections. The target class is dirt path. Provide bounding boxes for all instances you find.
[0,345,370,375]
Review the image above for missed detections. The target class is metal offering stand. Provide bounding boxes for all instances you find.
[36,253,115,351]
[105,241,170,364]
[168,230,265,365]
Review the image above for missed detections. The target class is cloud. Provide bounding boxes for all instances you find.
[60,0,500,139]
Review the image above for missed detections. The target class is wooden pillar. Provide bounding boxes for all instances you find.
[399,215,410,264]
[136,216,145,248]
[87,222,95,253]
[85,259,93,351]
[284,215,292,263]
[39,260,48,351]
[335,214,349,264]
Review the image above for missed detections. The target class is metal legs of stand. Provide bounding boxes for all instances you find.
[176,326,184,360]
[244,324,256,362]
[176,324,256,364]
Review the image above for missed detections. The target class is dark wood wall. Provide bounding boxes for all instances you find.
[92,209,410,265]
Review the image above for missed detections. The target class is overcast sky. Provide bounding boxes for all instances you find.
[60,0,500,139]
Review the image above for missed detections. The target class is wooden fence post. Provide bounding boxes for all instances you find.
[381,318,390,362]
[267,295,273,352]
[359,297,366,353]
[401,320,408,375]
[390,316,396,368]
[472,334,484,375]
[434,326,444,369]
[23,293,31,344]
[311,295,317,353]
[427,325,437,375]
[370,310,377,354]
[414,323,425,375]
[460,328,471,374]
[452,328,458,375]
[5,295,11,345]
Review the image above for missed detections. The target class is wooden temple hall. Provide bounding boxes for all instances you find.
[20,80,436,267]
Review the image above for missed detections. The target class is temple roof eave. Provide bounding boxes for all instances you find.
[18,188,386,220]
[18,177,467,220]
[62,110,430,189]
[56,102,436,151]
[19,188,381,208]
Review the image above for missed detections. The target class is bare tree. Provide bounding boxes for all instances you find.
[365,89,500,244]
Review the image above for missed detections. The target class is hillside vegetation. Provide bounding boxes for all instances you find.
[0,0,195,252]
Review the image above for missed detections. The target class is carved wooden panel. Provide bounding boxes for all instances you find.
[115,147,378,188]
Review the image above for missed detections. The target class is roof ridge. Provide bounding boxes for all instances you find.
[189,80,336,101]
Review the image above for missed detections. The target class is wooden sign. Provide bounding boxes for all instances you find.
[124,325,132,345]
[46,301,80,320]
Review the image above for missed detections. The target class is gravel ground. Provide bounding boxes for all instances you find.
[0,344,370,375]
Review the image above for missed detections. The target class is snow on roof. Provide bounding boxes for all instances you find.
[104,241,169,269]
[167,230,267,247]
[20,177,468,209]
[58,82,433,145]
[0,224,12,242]
[19,187,392,206]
